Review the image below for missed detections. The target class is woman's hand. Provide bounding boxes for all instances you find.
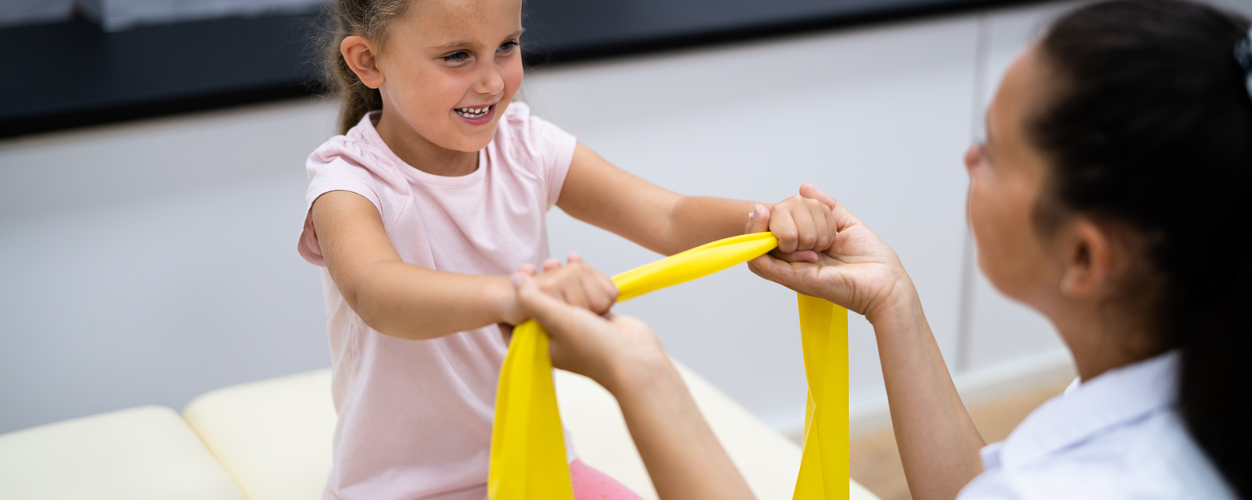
[500,252,619,325]
[746,183,915,322]
[511,270,664,395]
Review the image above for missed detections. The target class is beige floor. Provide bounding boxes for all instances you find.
[849,382,1071,500]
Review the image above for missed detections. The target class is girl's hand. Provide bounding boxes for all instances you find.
[501,252,619,325]
[746,183,916,323]
[759,188,842,259]
[511,271,663,394]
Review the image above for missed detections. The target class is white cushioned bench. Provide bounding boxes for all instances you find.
[1,362,879,500]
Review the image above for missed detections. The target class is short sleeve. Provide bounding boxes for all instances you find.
[502,102,576,209]
[526,113,576,209]
[297,157,385,267]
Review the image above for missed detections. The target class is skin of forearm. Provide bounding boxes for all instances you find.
[870,284,985,500]
[606,354,756,500]
[344,261,517,340]
[663,196,763,255]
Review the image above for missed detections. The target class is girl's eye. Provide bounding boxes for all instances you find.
[443,51,469,62]
[497,40,518,53]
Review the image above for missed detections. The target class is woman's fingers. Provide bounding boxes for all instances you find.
[799,182,861,233]
[799,182,837,210]
[514,274,601,337]
[747,254,804,288]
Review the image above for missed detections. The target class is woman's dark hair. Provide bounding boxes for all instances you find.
[321,0,413,135]
[1033,0,1251,496]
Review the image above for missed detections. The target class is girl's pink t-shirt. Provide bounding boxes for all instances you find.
[297,103,577,500]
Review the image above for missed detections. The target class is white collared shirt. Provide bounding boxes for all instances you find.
[958,351,1237,499]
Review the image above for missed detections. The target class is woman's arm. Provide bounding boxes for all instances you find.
[557,143,836,256]
[310,190,616,340]
[746,185,985,500]
[511,273,755,500]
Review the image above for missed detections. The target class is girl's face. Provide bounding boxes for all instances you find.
[374,0,524,152]
[964,47,1059,305]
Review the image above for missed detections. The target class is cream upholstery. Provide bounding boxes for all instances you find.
[182,363,878,500]
[183,371,337,500]
[1,364,877,500]
[0,406,247,500]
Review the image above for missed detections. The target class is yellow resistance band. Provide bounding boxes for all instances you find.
[488,232,849,499]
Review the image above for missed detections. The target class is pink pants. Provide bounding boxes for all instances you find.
[569,459,645,500]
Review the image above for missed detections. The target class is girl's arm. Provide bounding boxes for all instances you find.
[746,186,985,500]
[310,190,616,340]
[557,143,834,256]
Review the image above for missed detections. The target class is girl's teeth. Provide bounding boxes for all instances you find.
[456,106,490,118]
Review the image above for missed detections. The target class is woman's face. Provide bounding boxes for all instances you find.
[375,0,525,152]
[965,47,1060,305]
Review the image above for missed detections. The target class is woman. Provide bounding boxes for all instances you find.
[511,1,1250,498]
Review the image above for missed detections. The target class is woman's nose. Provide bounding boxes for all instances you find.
[963,144,981,174]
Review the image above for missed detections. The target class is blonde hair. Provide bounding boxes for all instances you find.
[322,0,413,134]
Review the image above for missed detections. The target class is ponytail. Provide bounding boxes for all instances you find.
[1033,1,1252,496]
[1180,244,1252,498]
[320,0,412,135]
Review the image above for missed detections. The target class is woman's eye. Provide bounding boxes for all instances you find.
[443,51,469,62]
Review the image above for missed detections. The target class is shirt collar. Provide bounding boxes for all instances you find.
[998,350,1179,469]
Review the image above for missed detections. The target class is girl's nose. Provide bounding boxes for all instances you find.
[476,64,505,95]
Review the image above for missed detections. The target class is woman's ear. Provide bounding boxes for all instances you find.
[1058,220,1115,297]
[341,35,385,89]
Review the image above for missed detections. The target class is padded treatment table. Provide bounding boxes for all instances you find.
[1,362,880,500]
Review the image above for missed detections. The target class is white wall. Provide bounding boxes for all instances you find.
[0,101,338,433]
[17,0,1250,436]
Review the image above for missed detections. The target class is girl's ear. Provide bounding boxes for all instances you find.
[1058,219,1115,298]
[341,35,385,89]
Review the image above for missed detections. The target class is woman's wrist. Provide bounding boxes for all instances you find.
[602,340,675,400]
[862,275,924,330]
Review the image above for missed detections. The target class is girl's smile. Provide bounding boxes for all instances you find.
[454,103,497,125]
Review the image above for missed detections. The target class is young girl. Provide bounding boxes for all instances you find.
[296,0,839,498]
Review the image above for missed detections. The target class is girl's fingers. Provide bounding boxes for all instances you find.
[567,252,584,265]
[771,208,799,253]
[790,204,819,251]
[599,272,620,306]
[562,282,591,311]
[517,263,538,277]
[543,258,561,272]
[745,204,770,234]
[810,203,837,251]
[582,271,614,314]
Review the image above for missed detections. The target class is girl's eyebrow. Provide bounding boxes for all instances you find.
[432,29,526,50]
